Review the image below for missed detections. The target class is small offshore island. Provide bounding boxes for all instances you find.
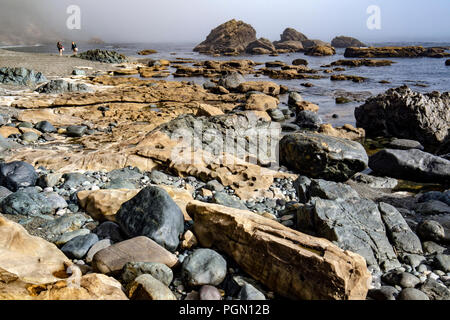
[0,19,449,301]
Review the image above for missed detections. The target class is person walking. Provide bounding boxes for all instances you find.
[57,41,64,56]
[71,41,78,54]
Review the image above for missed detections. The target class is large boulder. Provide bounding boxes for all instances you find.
[331,36,366,48]
[245,38,276,55]
[369,149,450,183]
[279,132,368,182]
[115,186,185,252]
[301,39,331,49]
[279,28,308,42]
[273,41,304,52]
[297,197,401,272]
[187,201,371,300]
[355,86,450,149]
[0,161,38,191]
[193,19,257,55]
[181,248,227,287]
[305,45,336,56]
[0,67,47,86]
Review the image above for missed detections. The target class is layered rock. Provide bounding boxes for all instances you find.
[331,36,366,48]
[331,59,394,67]
[245,38,276,55]
[355,86,450,149]
[187,201,371,300]
[305,46,336,56]
[193,19,257,55]
[273,41,304,52]
[345,46,450,58]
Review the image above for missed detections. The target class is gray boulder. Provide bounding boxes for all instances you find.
[115,186,185,252]
[122,262,173,286]
[35,80,92,94]
[297,197,401,272]
[218,72,246,91]
[0,67,47,86]
[0,161,38,191]
[355,86,450,149]
[369,148,450,183]
[295,110,322,130]
[1,190,58,216]
[331,36,366,48]
[181,249,227,287]
[280,132,368,182]
[61,233,99,259]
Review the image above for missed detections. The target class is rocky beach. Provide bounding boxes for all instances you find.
[0,19,449,301]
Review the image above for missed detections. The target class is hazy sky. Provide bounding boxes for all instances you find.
[2,0,450,43]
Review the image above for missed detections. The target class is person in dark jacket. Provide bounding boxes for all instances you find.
[57,42,64,56]
[71,42,78,54]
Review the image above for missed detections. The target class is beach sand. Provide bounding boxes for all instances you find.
[0,48,134,81]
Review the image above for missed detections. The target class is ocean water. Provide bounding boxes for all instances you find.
[3,42,450,126]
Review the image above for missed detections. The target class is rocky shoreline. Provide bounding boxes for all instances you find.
[0,36,449,301]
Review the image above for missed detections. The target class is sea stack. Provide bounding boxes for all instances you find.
[193,19,257,55]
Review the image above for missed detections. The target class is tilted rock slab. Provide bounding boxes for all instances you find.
[187,201,371,300]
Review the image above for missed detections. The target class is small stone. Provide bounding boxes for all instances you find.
[238,283,266,300]
[434,254,450,273]
[61,233,99,259]
[122,262,173,286]
[181,249,227,287]
[398,288,430,300]
[417,220,446,243]
[128,274,176,300]
[199,285,222,300]
[181,230,198,250]
[85,239,112,263]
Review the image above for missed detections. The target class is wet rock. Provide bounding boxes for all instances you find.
[181,248,227,287]
[268,108,285,122]
[218,72,246,91]
[187,201,371,300]
[115,186,185,252]
[369,149,450,183]
[331,59,393,67]
[122,262,173,286]
[0,67,47,86]
[78,49,128,63]
[0,161,38,191]
[280,132,368,182]
[331,36,366,48]
[398,288,430,300]
[128,274,176,300]
[295,110,322,130]
[61,233,99,259]
[35,80,92,94]
[194,19,257,55]
[296,197,401,272]
[92,236,178,275]
[418,191,450,206]
[355,86,450,148]
[350,173,398,189]
[292,59,308,66]
[274,41,304,52]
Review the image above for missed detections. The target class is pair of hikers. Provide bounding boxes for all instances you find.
[57,42,78,56]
